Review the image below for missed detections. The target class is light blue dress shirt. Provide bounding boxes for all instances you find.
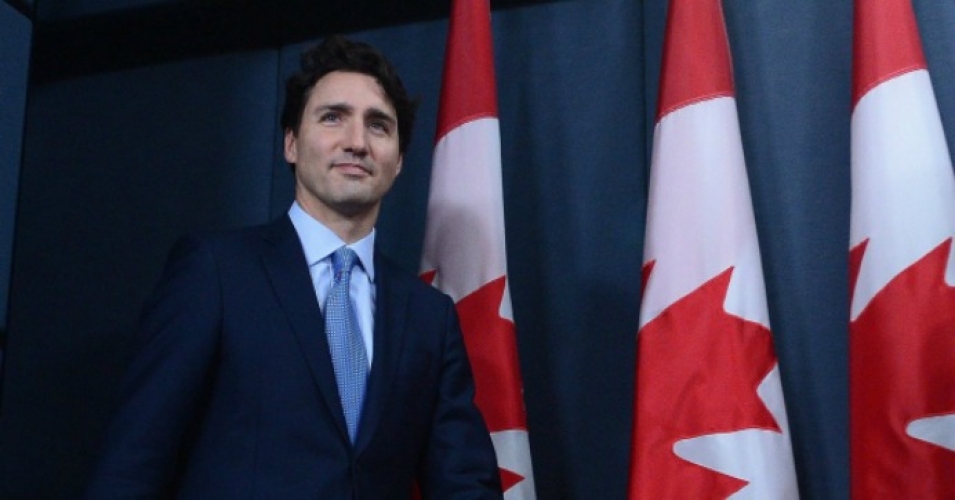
[288,202,376,365]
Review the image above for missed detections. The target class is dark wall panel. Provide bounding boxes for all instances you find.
[0,1,31,333]
[37,0,169,20]
[1,50,279,498]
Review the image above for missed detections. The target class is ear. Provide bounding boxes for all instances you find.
[283,129,298,164]
[395,154,403,176]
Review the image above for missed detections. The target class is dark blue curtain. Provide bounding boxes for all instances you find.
[3,0,955,498]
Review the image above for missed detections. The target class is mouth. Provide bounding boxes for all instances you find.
[332,162,371,177]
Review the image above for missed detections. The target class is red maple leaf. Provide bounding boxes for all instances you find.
[499,467,524,492]
[420,272,528,492]
[630,266,780,498]
[850,238,955,498]
[454,275,527,433]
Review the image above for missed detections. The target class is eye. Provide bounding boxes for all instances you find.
[319,111,342,123]
[368,120,391,135]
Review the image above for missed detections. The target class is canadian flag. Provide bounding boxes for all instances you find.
[419,0,536,497]
[628,0,799,498]
[849,0,955,497]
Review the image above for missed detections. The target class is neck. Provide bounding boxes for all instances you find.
[295,197,378,244]
[325,217,374,244]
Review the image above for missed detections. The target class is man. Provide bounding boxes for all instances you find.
[85,35,502,499]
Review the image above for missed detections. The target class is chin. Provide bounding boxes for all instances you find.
[332,198,378,217]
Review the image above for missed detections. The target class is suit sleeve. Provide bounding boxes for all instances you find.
[419,299,503,499]
[85,235,222,499]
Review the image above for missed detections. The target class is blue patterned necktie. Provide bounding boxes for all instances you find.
[325,246,369,443]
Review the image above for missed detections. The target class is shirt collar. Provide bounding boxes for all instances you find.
[288,201,376,282]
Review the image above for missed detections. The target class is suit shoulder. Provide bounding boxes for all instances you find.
[375,253,454,305]
[181,220,275,245]
[169,219,284,259]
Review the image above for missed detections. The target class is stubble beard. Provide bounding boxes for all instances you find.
[300,176,382,222]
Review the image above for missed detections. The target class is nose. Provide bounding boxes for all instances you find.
[343,120,368,157]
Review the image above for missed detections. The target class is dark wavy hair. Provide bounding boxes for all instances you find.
[281,35,418,154]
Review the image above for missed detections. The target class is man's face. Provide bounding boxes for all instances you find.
[285,70,403,224]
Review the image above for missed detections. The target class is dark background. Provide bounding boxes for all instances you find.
[2,0,954,498]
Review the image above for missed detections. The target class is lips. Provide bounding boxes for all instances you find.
[333,162,371,176]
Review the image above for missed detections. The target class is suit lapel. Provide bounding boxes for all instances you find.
[355,252,411,452]
[260,216,350,443]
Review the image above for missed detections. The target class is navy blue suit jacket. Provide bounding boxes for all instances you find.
[86,216,501,499]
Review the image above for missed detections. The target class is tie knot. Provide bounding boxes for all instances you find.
[331,247,358,282]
